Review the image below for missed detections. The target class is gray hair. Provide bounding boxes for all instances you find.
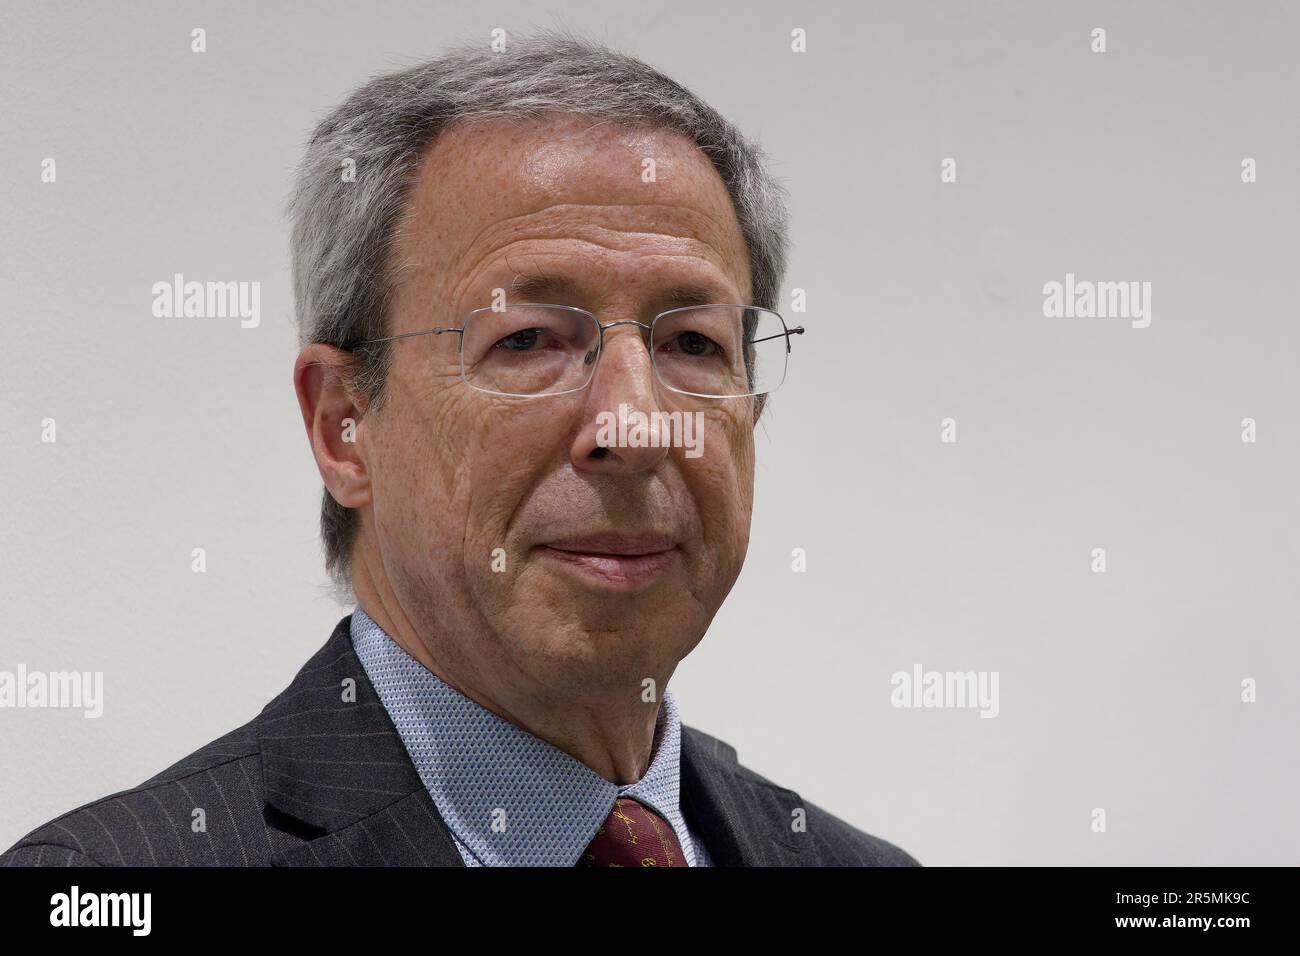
[286,28,791,600]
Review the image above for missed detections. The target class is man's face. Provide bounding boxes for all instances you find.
[360,114,757,701]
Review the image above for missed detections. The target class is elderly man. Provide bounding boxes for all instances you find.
[2,31,915,867]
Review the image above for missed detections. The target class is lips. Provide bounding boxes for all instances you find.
[544,534,676,557]
[535,533,679,588]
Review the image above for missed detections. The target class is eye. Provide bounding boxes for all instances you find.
[664,330,721,357]
[495,328,548,351]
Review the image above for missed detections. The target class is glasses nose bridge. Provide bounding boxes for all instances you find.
[597,318,653,343]
[587,317,656,386]
[593,317,654,361]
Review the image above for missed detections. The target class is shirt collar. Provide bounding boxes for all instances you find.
[349,605,698,866]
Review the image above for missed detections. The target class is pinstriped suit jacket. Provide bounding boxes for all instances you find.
[1,615,919,867]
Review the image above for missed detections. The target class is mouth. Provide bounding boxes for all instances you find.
[534,534,679,589]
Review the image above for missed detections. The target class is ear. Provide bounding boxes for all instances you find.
[293,344,372,509]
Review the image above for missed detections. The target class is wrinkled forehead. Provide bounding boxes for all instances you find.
[393,114,753,303]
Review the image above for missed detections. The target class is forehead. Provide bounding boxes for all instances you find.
[392,113,752,310]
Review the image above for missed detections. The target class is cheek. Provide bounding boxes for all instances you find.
[691,409,755,548]
[368,375,479,557]
[451,401,572,553]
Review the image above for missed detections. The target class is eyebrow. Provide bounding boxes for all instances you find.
[507,272,732,309]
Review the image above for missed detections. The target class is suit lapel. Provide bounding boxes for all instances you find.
[260,616,800,866]
[680,725,806,866]
[258,616,464,866]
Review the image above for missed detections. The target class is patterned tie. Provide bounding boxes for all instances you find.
[577,796,689,867]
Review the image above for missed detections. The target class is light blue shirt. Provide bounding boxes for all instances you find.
[349,606,712,866]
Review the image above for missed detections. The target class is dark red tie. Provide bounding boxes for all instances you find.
[577,797,689,867]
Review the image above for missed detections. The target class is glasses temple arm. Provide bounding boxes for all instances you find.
[748,326,805,346]
[360,327,465,344]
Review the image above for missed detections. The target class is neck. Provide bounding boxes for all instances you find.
[348,540,664,784]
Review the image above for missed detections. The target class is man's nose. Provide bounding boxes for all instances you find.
[569,324,671,474]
